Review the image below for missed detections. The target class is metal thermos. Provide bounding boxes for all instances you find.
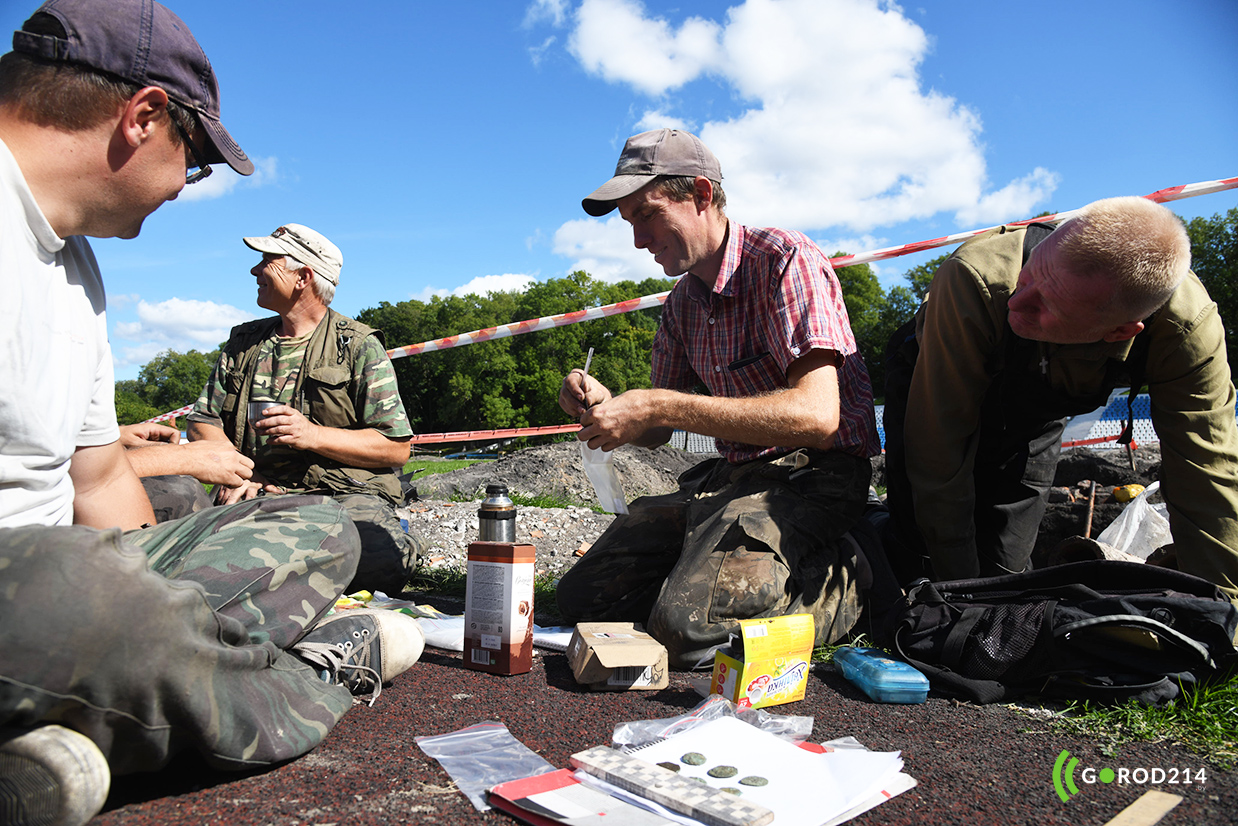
[478,484,516,542]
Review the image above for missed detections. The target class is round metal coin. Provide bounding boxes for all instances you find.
[707,766,738,778]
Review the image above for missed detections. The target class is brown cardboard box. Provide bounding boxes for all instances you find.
[567,622,668,691]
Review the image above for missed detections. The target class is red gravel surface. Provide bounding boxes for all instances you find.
[96,644,1234,826]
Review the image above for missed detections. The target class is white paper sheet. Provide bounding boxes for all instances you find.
[632,717,904,826]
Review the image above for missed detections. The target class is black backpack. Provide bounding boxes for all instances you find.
[890,560,1238,704]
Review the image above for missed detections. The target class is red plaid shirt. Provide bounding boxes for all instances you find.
[651,221,880,463]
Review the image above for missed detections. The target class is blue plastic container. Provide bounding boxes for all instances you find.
[833,646,929,704]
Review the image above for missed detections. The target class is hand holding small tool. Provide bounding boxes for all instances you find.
[559,346,609,419]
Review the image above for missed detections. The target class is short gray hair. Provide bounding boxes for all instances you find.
[1056,196,1190,321]
[283,256,335,306]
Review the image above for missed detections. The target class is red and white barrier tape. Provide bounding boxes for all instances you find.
[410,423,581,444]
[144,174,1237,426]
[1060,433,1138,450]
[144,404,194,425]
[830,175,1238,269]
[386,293,670,360]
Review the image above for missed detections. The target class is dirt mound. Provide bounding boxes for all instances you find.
[1035,444,1162,559]
[402,441,1165,583]
[414,440,710,505]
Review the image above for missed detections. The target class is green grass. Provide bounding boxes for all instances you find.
[810,634,875,664]
[407,565,468,597]
[403,457,488,476]
[1038,675,1238,768]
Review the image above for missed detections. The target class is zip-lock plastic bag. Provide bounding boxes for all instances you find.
[415,721,556,810]
[610,695,812,752]
[580,442,628,514]
[1096,480,1172,560]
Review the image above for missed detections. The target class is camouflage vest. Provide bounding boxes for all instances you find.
[218,309,403,505]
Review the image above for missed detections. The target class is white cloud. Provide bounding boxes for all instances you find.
[545,0,1058,271]
[111,298,256,369]
[552,215,666,282]
[633,109,693,133]
[177,155,279,202]
[812,233,889,259]
[410,273,537,303]
[529,35,557,66]
[569,0,723,96]
[953,167,1061,226]
[524,0,570,28]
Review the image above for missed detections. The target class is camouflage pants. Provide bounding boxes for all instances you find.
[556,449,871,669]
[0,495,359,775]
[139,476,423,596]
[141,474,213,523]
[334,492,426,596]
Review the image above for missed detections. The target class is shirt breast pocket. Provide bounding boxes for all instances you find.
[304,365,355,425]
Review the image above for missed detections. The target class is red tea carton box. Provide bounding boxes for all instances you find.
[710,614,814,709]
[463,541,535,675]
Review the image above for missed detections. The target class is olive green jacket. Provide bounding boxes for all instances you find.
[211,309,404,505]
[906,226,1238,599]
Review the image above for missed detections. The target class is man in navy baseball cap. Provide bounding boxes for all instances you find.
[11,0,252,176]
[0,5,425,826]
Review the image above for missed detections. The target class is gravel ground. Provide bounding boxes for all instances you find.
[402,441,1162,581]
[401,441,710,578]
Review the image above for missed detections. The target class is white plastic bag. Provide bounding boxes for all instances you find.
[1096,481,1171,560]
[580,442,628,514]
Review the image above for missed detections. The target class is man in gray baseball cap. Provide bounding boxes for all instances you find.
[558,127,886,670]
[582,128,723,217]
[0,4,424,824]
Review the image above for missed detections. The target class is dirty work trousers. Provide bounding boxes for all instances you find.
[141,475,422,597]
[0,495,359,775]
[557,449,870,669]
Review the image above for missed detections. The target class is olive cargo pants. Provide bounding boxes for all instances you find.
[557,449,870,669]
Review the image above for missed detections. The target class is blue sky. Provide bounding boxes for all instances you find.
[3,0,1235,381]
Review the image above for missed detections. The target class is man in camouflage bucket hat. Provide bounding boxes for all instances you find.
[0,4,423,824]
[186,222,426,596]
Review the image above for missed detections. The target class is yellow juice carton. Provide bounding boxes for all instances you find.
[710,614,814,709]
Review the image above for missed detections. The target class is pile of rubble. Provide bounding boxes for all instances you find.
[401,441,1163,583]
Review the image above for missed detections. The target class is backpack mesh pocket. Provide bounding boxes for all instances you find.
[960,603,1046,680]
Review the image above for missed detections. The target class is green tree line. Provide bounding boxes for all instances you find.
[118,207,1237,432]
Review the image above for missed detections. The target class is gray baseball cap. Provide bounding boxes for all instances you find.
[244,224,343,286]
[582,128,722,217]
[12,0,253,176]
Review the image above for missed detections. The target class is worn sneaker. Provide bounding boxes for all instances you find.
[293,608,425,705]
[0,725,110,826]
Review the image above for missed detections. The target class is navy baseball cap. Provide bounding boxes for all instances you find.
[11,0,253,176]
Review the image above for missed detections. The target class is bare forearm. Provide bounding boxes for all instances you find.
[301,426,411,468]
[640,388,839,450]
[188,421,231,442]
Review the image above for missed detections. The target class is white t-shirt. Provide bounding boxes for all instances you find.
[0,138,119,527]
